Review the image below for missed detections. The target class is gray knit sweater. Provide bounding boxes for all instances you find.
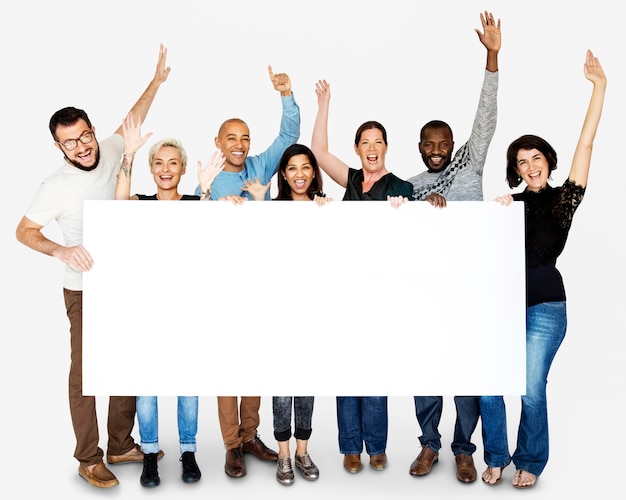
[407,70,498,202]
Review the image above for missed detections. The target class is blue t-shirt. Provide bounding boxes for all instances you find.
[195,93,300,200]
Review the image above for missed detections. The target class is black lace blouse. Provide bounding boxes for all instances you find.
[513,179,585,306]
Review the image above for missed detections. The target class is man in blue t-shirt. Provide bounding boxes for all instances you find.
[199,66,300,480]
[195,65,300,201]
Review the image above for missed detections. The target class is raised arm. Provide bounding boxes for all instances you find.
[113,43,171,136]
[568,50,607,188]
[115,112,153,200]
[475,11,501,72]
[311,79,350,188]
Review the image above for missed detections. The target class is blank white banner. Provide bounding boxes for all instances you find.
[83,200,526,396]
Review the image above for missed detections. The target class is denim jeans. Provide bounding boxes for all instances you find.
[273,396,314,441]
[413,396,480,455]
[480,301,567,476]
[336,396,388,456]
[137,396,199,454]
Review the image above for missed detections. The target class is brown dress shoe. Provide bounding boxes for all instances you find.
[107,444,165,464]
[409,445,439,476]
[369,452,388,470]
[78,462,119,488]
[225,446,246,478]
[343,454,362,473]
[242,434,278,461]
[455,454,477,483]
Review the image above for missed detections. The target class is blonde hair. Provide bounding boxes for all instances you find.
[148,138,188,168]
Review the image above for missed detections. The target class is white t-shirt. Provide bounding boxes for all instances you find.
[25,134,124,290]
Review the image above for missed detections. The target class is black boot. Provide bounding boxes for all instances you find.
[140,452,160,487]
[181,451,202,483]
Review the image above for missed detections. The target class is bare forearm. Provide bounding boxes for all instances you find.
[16,225,64,258]
[486,49,498,72]
[115,152,135,200]
[569,80,607,186]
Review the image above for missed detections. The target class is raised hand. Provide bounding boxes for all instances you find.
[583,50,606,87]
[315,79,331,107]
[153,43,171,85]
[197,151,226,197]
[121,111,152,154]
[475,11,501,53]
[268,65,292,95]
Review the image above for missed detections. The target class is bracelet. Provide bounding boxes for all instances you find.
[200,187,211,199]
[123,152,136,157]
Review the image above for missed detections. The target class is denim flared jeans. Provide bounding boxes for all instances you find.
[480,301,567,476]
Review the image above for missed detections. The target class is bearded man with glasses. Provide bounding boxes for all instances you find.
[15,44,170,489]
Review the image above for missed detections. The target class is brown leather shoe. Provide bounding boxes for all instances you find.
[225,446,246,478]
[107,444,165,464]
[343,454,362,473]
[409,445,439,476]
[242,434,278,461]
[78,462,119,488]
[455,454,477,483]
[369,452,388,471]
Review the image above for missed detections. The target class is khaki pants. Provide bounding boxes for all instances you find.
[64,289,137,465]
[217,396,261,449]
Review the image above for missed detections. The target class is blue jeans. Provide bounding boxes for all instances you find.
[480,301,567,476]
[336,396,388,456]
[273,396,314,441]
[136,396,199,454]
[413,395,480,455]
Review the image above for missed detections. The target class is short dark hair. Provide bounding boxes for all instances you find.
[49,107,92,141]
[275,143,324,200]
[506,134,558,188]
[354,121,387,146]
[420,120,453,142]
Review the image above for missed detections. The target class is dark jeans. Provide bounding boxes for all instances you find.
[64,289,137,465]
[336,396,388,456]
[272,396,314,441]
[413,395,480,455]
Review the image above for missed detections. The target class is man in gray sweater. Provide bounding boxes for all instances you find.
[407,11,501,484]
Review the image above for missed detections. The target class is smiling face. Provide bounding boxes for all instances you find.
[354,128,387,174]
[215,119,250,172]
[150,146,185,191]
[54,119,100,171]
[418,126,454,173]
[515,148,550,192]
[282,153,315,200]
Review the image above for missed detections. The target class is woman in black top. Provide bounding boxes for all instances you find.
[309,80,412,474]
[479,50,606,489]
[114,112,224,487]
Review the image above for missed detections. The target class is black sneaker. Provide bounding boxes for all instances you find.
[140,453,160,487]
[180,451,202,483]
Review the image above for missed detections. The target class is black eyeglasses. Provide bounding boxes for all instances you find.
[57,131,95,151]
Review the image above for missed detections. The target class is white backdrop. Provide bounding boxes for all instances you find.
[2,1,624,499]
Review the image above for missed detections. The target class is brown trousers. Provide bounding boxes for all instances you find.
[64,289,137,466]
[217,396,261,450]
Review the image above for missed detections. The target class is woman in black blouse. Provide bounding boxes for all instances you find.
[479,50,606,489]
[309,80,412,475]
